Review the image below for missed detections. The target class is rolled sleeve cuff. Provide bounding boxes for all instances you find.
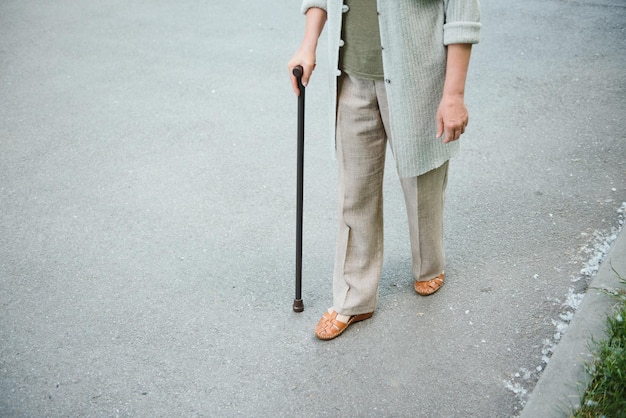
[443,22,481,45]
[301,0,327,14]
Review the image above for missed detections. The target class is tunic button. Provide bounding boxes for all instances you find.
[342,4,349,13]
[336,70,342,77]
[339,39,345,47]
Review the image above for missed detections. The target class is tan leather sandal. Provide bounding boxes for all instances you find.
[314,309,374,340]
[414,272,445,296]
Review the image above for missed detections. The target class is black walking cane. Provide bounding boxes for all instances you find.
[292,65,305,313]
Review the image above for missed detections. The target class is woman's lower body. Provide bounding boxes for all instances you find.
[332,73,449,317]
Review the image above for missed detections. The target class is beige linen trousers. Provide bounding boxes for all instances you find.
[333,74,448,316]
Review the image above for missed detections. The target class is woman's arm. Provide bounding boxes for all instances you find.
[436,43,473,143]
[287,7,327,96]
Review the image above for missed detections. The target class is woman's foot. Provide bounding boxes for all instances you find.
[414,272,445,296]
[314,308,374,340]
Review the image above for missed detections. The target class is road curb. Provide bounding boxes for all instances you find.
[520,227,626,417]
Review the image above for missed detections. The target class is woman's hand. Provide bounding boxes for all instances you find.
[287,48,316,96]
[436,95,468,143]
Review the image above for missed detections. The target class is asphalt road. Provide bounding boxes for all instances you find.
[1,0,625,416]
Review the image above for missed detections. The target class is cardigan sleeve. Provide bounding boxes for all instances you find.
[301,0,327,14]
[443,0,481,45]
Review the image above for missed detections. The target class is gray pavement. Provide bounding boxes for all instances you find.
[1,0,625,417]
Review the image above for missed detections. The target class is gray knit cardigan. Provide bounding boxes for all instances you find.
[301,0,481,177]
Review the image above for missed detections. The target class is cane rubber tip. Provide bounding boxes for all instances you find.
[293,299,304,312]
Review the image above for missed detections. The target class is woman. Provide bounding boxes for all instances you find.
[288,0,481,340]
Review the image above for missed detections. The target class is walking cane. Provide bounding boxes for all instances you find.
[292,65,305,313]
